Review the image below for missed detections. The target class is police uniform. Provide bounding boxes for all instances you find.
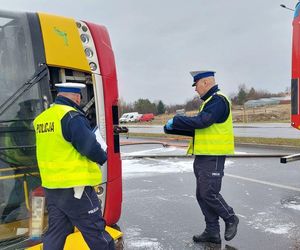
[33,83,115,250]
[165,71,239,244]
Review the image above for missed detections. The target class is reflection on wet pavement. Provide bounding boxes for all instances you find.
[183,242,238,250]
[119,143,300,249]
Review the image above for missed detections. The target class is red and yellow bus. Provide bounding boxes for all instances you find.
[0,9,122,249]
[291,2,300,129]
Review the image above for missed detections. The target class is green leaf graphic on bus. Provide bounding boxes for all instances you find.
[53,27,68,46]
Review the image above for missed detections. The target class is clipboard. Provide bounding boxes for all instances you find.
[93,126,107,151]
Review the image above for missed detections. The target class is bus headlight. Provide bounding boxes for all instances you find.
[76,22,82,28]
[89,62,97,71]
[96,186,104,195]
[82,25,88,32]
[80,34,89,44]
[85,48,93,58]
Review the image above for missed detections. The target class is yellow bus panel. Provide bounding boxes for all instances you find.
[38,13,90,72]
[26,226,123,249]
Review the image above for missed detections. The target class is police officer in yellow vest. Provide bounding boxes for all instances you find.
[164,71,239,245]
[33,83,115,250]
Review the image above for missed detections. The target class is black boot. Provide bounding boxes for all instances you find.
[224,215,239,241]
[193,230,221,244]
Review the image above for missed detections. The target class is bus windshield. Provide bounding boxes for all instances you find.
[0,10,44,247]
[0,10,40,121]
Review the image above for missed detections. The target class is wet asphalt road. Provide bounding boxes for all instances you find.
[117,140,300,250]
[126,123,300,139]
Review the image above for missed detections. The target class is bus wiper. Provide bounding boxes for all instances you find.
[0,118,34,124]
[0,64,48,116]
[0,235,32,250]
[0,145,35,151]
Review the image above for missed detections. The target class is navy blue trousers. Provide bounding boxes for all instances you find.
[193,156,235,233]
[43,186,115,250]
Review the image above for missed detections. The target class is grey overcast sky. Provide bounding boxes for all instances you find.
[0,0,297,104]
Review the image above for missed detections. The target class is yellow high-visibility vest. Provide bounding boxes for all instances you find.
[33,104,102,188]
[187,92,234,155]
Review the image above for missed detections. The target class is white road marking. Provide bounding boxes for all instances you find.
[226,173,300,192]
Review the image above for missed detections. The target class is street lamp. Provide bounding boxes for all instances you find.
[280,4,295,11]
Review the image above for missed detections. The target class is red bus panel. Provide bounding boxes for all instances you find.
[86,22,122,225]
[291,3,300,129]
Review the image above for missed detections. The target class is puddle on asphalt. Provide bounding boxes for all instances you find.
[123,226,164,250]
[247,206,297,236]
[122,147,234,179]
[281,196,300,211]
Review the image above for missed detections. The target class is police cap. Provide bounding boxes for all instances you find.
[55,82,86,93]
[190,71,215,87]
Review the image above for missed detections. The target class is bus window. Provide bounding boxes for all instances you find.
[0,10,45,248]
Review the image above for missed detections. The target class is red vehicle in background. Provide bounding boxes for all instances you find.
[139,113,155,122]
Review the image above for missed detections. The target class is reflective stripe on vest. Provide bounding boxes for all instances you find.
[33,104,102,188]
[187,92,234,155]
